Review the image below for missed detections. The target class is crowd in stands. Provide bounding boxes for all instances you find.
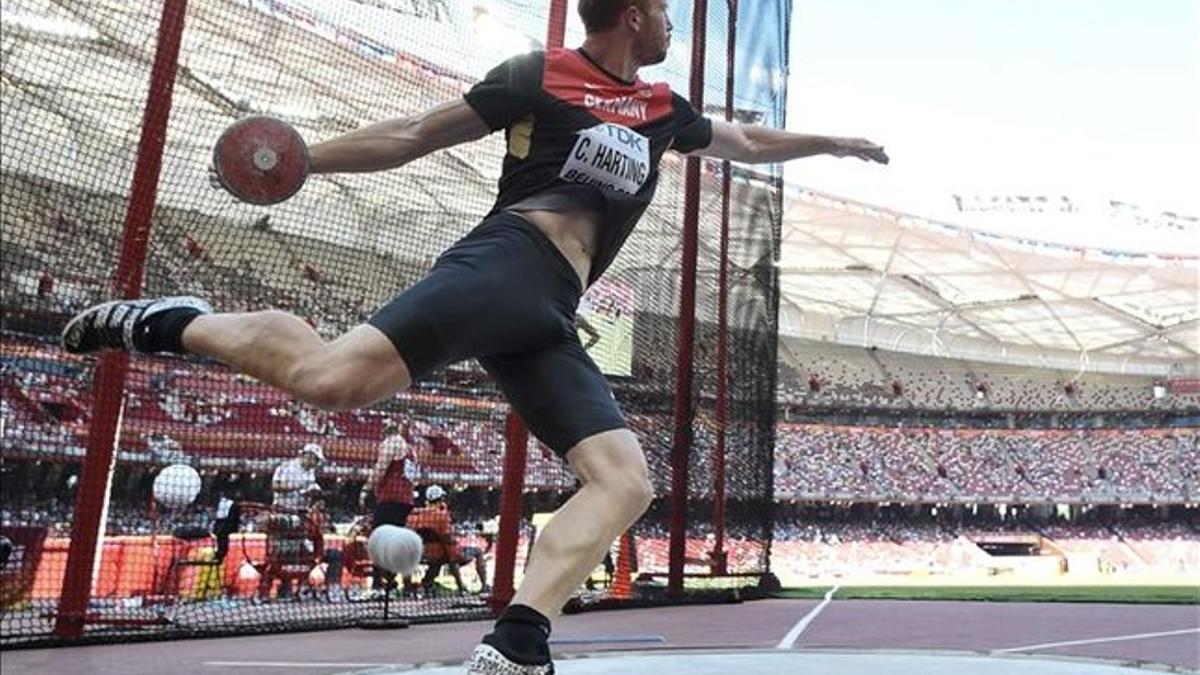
[5,327,1198,505]
[779,337,1198,414]
[4,477,1195,585]
[775,423,1197,502]
[1,334,577,490]
[3,182,1197,589]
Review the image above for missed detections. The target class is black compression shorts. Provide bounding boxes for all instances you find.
[367,211,627,457]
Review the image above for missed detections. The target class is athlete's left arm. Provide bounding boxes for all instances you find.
[690,120,889,165]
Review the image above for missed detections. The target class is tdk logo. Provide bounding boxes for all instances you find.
[583,93,648,121]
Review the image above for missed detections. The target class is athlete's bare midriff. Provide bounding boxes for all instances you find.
[511,208,600,290]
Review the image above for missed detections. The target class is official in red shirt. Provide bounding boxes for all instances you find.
[360,420,421,524]
[360,419,421,589]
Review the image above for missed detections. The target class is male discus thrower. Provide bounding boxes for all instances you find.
[212,116,309,205]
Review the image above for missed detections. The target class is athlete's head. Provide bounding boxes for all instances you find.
[579,0,673,66]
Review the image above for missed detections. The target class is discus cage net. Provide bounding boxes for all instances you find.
[0,0,784,646]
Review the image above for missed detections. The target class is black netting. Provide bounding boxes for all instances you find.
[680,0,780,593]
[1,0,783,645]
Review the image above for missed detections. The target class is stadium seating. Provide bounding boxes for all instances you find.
[2,192,1195,588]
[775,422,1197,502]
[779,336,1197,413]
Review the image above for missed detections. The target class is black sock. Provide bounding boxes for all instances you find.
[482,604,552,665]
[134,308,203,353]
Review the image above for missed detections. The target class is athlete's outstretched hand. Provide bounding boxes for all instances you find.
[692,122,890,166]
[829,137,889,164]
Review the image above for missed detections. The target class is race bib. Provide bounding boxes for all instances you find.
[560,123,650,195]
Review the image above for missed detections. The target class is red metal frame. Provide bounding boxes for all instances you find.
[712,0,738,576]
[54,0,190,638]
[668,0,710,597]
[490,411,530,613]
[546,0,568,51]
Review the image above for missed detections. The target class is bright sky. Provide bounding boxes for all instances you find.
[784,0,1199,246]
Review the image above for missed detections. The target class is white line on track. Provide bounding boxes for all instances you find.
[205,658,388,662]
[775,584,839,649]
[994,627,1200,653]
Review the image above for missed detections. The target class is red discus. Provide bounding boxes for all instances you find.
[212,116,309,205]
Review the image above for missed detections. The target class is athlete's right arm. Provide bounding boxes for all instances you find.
[308,99,492,174]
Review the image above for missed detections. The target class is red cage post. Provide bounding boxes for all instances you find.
[490,411,530,613]
[668,0,710,597]
[54,0,190,638]
[711,0,739,577]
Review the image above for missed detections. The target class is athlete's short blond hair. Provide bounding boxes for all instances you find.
[577,0,649,34]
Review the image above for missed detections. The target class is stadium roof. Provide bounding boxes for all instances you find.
[776,188,1199,376]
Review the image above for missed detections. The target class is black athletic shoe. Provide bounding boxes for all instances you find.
[61,296,211,354]
[465,644,555,674]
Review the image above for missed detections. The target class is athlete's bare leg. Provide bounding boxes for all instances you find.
[182,312,411,411]
[509,428,652,616]
[470,429,651,669]
[62,297,412,410]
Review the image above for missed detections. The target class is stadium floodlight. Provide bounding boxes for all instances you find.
[1,11,100,42]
